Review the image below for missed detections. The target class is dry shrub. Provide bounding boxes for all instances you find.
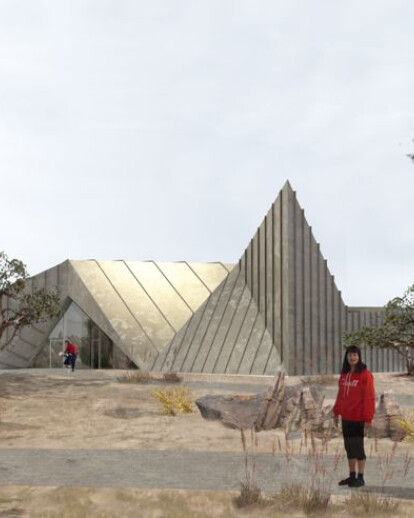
[233,480,261,508]
[117,371,152,384]
[152,386,194,415]
[394,415,414,443]
[345,491,399,515]
[301,374,336,385]
[276,483,330,515]
[162,372,182,383]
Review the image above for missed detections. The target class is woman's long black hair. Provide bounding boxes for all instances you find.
[341,345,367,373]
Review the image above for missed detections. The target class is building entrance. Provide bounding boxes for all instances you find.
[45,301,115,369]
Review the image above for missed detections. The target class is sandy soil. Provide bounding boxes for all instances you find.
[0,369,413,454]
[0,369,413,517]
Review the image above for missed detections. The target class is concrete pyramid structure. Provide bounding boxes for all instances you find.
[152,182,347,375]
[1,181,403,374]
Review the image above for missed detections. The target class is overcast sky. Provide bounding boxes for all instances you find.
[1,0,414,306]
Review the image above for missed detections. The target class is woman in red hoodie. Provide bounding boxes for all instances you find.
[333,345,375,487]
[64,339,78,372]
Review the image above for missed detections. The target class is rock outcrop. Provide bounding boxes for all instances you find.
[195,370,406,441]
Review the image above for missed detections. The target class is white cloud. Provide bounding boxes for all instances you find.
[1,0,414,306]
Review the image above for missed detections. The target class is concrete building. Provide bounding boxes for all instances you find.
[0,182,404,374]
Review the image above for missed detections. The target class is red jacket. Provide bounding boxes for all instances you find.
[333,369,375,424]
[64,342,78,355]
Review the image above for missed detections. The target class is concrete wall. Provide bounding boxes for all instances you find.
[0,261,69,369]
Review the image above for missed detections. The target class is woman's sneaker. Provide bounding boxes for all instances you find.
[338,477,353,486]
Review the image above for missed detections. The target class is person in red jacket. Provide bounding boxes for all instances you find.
[64,339,78,372]
[333,345,375,487]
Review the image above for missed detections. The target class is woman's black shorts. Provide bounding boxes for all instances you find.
[342,420,366,461]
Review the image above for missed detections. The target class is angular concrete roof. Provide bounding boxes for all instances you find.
[0,260,233,369]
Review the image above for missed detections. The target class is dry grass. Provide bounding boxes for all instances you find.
[275,482,331,515]
[301,374,336,385]
[1,485,414,518]
[0,486,290,518]
[152,386,194,415]
[162,372,182,383]
[117,370,152,383]
[345,491,400,515]
[394,415,414,443]
[233,480,262,508]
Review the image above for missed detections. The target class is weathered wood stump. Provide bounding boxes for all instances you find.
[195,370,407,441]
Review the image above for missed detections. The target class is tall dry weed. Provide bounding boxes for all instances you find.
[276,482,330,515]
[233,428,263,508]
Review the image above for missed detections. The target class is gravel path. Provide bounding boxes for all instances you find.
[0,448,413,499]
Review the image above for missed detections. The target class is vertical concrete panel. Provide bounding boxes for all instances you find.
[272,199,282,360]
[303,220,311,375]
[366,312,374,371]
[259,220,266,318]
[332,280,340,373]
[294,204,303,375]
[318,252,327,373]
[240,254,246,284]
[310,237,319,375]
[282,185,295,374]
[252,232,260,308]
[246,243,253,292]
[369,312,378,372]
[386,345,390,372]
[326,269,333,373]
[371,314,378,372]
[265,206,274,338]
[340,302,347,373]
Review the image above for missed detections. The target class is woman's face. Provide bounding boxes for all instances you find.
[347,351,359,368]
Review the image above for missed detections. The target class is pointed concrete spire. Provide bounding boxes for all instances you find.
[238,180,347,375]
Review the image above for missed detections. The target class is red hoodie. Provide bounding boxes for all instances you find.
[64,341,78,355]
[333,368,375,424]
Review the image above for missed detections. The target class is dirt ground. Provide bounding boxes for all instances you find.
[0,369,414,517]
